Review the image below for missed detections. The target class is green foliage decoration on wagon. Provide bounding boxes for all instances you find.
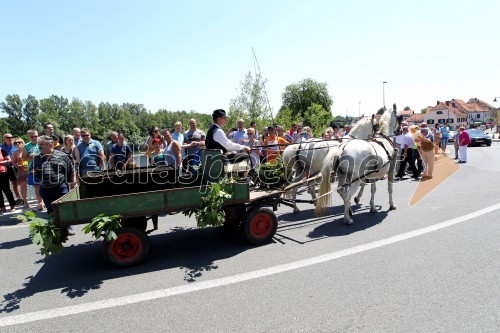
[17,211,68,256]
[184,178,233,228]
[82,214,122,242]
[258,159,286,189]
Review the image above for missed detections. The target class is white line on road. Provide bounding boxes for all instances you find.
[0,224,29,230]
[1,202,499,327]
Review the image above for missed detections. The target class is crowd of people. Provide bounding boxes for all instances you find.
[395,121,471,181]
[1,110,478,223]
[0,115,345,219]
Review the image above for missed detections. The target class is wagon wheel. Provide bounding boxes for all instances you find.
[102,227,150,267]
[243,207,277,245]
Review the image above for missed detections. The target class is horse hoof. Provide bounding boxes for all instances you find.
[345,219,354,225]
[389,205,397,211]
[370,209,377,213]
[354,197,360,205]
[293,208,300,214]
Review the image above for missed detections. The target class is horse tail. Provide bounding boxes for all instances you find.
[315,149,339,217]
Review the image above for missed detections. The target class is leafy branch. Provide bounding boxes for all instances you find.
[17,211,68,256]
[82,214,122,242]
[184,178,233,228]
[258,159,286,189]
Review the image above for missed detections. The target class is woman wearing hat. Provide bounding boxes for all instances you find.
[416,127,435,180]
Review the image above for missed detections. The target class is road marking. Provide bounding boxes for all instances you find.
[0,224,29,230]
[1,202,499,327]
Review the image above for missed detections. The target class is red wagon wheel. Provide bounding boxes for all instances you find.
[102,227,150,267]
[243,207,278,245]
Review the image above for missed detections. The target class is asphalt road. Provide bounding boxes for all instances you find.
[1,142,499,332]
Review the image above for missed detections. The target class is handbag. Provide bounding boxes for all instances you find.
[421,140,434,152]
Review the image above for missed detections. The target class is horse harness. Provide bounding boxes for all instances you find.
[332,133,397,189]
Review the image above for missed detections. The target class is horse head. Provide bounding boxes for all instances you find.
[377,109,401,136]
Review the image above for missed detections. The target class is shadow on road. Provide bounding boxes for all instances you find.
[308,208,388,238]
[0,237,32,250]
[0,201,392,314]
[275,204,388,243]
[0,226,256,314]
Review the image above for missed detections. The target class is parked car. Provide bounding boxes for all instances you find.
[467,129,492,146]
[448,130,457,142]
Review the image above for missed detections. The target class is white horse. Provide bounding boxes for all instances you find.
[281,116,379,213]
[315,110,402,224]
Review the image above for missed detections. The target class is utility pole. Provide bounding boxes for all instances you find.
[382,81,387,110]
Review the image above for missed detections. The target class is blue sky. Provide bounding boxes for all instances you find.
[1,0,499,120]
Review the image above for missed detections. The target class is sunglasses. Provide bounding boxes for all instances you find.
[30,135,38,138]
[81,134,90,137]
[4,137,13,139]
[14,141,22,144]
[247,132,253,135]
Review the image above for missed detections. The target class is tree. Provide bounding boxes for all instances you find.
[404,106,411,110]
[275,107,300,132]
[393,103,397,112]
[0,94,24,135]
[23,95,40,130]
[304,104,333,136]
[228,71,272,128]
[421,108,428,114]
[281,78,333,119]
[38,95,70,133]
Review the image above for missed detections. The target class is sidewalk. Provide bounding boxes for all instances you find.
[0,199,48,225]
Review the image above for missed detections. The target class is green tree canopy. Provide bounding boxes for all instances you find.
[228,71,273,129]
[304,104,332,136]
[280,78,333,119]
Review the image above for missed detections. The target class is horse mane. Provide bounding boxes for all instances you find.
[377,110,394,136]
[349,117,374,139]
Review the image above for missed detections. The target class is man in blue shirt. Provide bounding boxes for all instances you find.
[227,119,248,144]
[77,128,105,177]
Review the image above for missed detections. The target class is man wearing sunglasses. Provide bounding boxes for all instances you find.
[76,128,105,177]
[24,129,44,211]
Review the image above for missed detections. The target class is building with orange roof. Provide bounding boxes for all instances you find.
[426,101,468,129]
[397,109,414,121]
[405,113,425,125]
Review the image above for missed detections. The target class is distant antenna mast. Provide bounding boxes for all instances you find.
[252,47,274,123]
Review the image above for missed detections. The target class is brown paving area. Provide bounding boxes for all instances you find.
[409,154,460,207]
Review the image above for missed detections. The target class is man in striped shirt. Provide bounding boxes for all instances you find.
[31,135,76,216]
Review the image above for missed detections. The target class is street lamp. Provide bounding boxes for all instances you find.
[382,81,388,110]
[358,101,361,118]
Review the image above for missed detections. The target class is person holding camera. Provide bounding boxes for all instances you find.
[226,118,248,144]
[292,126,313,143]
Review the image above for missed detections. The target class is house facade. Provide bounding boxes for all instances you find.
[426,101,468,129]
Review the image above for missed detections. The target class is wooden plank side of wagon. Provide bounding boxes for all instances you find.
[52,182,251,227]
